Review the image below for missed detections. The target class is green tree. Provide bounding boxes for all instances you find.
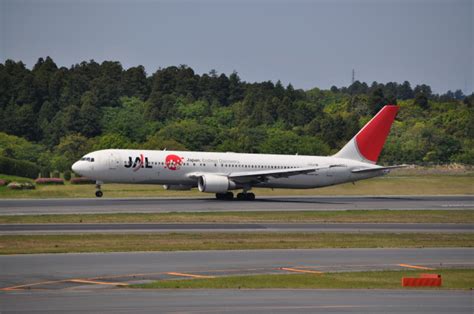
[259,129,330,155]
[414,92,429,109]
[142,134,187,151]
[368,87,387,115]
[398,81,414,100]
[102,97,155,142]
[121,65,149,100]
[54,134,91,167]
[78,92,101,137]
[157,120,215,151]
[92,133,135,150]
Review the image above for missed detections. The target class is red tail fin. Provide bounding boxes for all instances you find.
[335,105,399,163]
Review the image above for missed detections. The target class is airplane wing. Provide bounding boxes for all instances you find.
[351,165,408,173]
[187,164,346,184]
[228,164,345,184]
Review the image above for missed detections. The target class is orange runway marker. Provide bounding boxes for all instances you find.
[88,272,165,281]
[398,264,434,270]
[280,267,323,274]
[166,272,215,279]
[68,279,128,286]
[0,279,68,291]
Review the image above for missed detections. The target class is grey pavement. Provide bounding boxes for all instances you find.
[2,248,473,289]
[1,289,472,313]
[2,249,473,313]
[0,195,472,215]
[1,222,472,234]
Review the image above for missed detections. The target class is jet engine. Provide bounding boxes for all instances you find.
[198,174,236,193]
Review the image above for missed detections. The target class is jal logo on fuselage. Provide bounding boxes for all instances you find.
[124,154,152,172]
[165,154,183,171]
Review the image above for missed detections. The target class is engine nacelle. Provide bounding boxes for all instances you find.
[198,174,236,193]
[163,184,193,190]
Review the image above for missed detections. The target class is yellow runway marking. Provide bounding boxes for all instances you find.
[166,272,215,279]
[1,278,128,291]
[88,272,164,280]
[0,279,68,291]
[398,263,434,270]
[280,267,323,274]
[68,279,128,286]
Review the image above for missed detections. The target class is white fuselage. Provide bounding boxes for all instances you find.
[73,149,386,190]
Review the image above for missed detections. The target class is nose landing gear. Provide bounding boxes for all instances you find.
[95,181,103,198]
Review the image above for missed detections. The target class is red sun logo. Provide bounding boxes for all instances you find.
[165,154,183,171]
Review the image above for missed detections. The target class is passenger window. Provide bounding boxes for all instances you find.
[91,158,94,162]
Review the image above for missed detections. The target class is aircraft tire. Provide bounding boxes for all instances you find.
[216,192,233,200]
[237,192,255,201]
[95,190,103,198]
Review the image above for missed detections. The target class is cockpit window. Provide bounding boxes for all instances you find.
[80,157,95,162]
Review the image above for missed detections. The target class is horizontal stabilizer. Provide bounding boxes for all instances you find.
[351,165,408,173]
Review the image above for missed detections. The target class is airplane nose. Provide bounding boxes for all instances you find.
[71,161,81,174]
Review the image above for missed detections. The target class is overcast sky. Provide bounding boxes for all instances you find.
[1,0,472,93]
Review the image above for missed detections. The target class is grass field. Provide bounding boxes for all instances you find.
[133,269,474,290]
[1,210,472,224]
[1,232,472,254]
[0,168,473,199]
[0,174,35,183]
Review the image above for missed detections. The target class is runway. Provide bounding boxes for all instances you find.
[2,289,472,313]
[0,195,472,215]
[2,248,473,289]
[2,196,473,312]
[2,249,472,313]
[1,222,472,234]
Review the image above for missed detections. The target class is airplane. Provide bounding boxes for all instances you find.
[72,105,403,200]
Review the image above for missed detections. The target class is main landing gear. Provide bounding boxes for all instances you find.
[95,181,103,198]
[215,192,234,200]
[237,192,255,201]
[215,191,256,201]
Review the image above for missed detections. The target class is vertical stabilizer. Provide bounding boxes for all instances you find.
[334,105,399,164]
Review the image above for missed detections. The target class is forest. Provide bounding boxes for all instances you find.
[0,56,472,177]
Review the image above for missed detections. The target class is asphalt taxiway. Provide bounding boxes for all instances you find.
[0,195,472,215]
[2,289,472,313]
[1,196,473,312]
[1,222,472,234]
[2,248,473,289]
[1,249,473,313]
